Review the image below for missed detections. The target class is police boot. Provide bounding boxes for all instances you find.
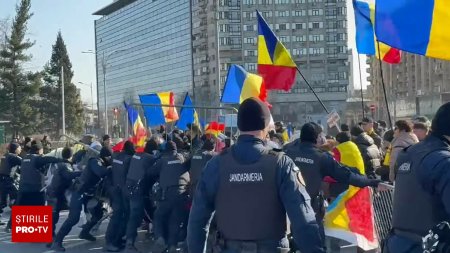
[79,230,97,242]
[168,246,178,253]
[103,243,120,252]
[150,237,167,253]
[125,240,140,253]
[50,242,66,252]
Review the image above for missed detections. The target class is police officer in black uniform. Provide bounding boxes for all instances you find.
[0,143,22,216]
[189,138,216,197]
[385,102,450,253]
[46,147,82,242]
[188,98,325,253]
[51,146,112,252]
[151,141,190,253]
[124,139,160,252]
[284,123,380,242]
[104,141,135,252]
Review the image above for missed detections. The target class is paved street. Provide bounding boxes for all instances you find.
[0,208,153,253]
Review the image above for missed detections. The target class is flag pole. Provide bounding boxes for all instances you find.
[357,54,366,118]
[296,66,330,114]
[376,41,393,129]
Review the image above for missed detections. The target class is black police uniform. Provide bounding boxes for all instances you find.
[188,135,325,253]
[0,153,21,212]
[284,140,379,240]
[189,149,215,197]
[151,150,190,250]
[105,151,133,248]
[385,135,450,253]
[46,160,82,237]
[17,154,62,205]
[124,152,158,246]
[53,157,110,246]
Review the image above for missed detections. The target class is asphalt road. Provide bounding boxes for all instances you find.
[0,208,154,253]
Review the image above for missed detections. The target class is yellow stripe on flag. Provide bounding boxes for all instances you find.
[427,0,450,59]
[257,35,274,65]
[240,73,263,103]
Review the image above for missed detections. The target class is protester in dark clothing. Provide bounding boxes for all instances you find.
[42,135,52,154]
[350,126,382,178]
[340,124,350,132]
[361,117,383,149]
[102,134,112,149]
[389,120,418,182]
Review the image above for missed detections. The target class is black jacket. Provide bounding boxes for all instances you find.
[353,133,382,178]
[47,160,82,197]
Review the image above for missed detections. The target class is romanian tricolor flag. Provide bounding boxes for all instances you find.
[205,121,225,137]
[221,65,267,104]
[124,102,147,147]
[325,141,378,251]
[257,11,297,91]
[175,93,200,130]
[353,0,401,64]
[375,0,450,60]
[139,92,179,127]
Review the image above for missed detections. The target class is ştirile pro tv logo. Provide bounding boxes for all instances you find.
[11,206,52,243]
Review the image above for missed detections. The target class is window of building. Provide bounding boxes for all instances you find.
[244,37,256,44]
[243,11,256,19]
[309,22,323,29]
[245,63,257,71]
[294,0,306,3]
[293,35,307,42]
[275,0,290,4]
[244,25,254,31]
[244,0,256,4]
[309,34,324,42]
[337,7,347,15]
[262,11,273,18]
[280,36,290,43]
[292,10,306,16]
[337,33,346,41]
[294,23,306,29]
[244,50,257,56]
[259,0,273,4]
[339,72,347,80]
[309,47,324,55]
[276,11,290,17]
[277,23,289,30]
[310,9,323,16]
[337,46,347,53]
[337,20,347,28]
[308,0,322,2]
[292,48,307,55]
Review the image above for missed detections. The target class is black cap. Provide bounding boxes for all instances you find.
[123,140,135,156]
[300,123,319,144]
[30,141,44,153]
[350,126,365,137]
[8,143,20,153]
[100,146,112,158]
[102,134,111,142]
[237,98,271,132]
[361,117,374,124]
[432,102,450,137]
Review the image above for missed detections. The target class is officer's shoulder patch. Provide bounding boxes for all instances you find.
[296,171,306,186]
[397,162,411,173]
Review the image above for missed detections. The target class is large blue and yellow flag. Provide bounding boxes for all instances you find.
[221,65,267,104]
[375,0,450,60]
[257,10,297,91]
[353,0,401,64]
[139,92,179,127]
[175,93,199,130]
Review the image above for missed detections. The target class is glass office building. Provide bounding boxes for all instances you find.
[94,0,192,130]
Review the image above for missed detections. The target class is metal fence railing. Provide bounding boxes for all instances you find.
[371,184,395,247]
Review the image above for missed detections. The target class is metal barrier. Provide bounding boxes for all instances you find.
[371,183,395,247]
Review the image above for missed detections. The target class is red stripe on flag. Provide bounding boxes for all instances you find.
[257,64,297,91]
[382,48,401,64]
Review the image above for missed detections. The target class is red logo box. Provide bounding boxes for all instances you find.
[11,206,52,243]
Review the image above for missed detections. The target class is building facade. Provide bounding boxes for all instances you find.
[367,53,450,123]
[95,0,350,131]
[94,0,193,131]
[192,0,350,126]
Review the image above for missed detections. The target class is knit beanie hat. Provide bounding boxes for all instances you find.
[300,123,319,143]
[237,98,271,132]
[432,102,450,137]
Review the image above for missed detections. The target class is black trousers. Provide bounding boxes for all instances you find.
[54,192,102,244]
[126,194,145,243]
[105,187,129,246]
[0,177,17,212]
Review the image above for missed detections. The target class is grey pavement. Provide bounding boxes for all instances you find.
[0,208,154,253]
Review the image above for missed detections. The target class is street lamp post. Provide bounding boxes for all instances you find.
[83,48,131,135]
[78,81,95,125]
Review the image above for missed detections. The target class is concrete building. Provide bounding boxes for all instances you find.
[192,0,350,126]
[367,53,450,123]
[93,0,193,131]
[95,0,350,131]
